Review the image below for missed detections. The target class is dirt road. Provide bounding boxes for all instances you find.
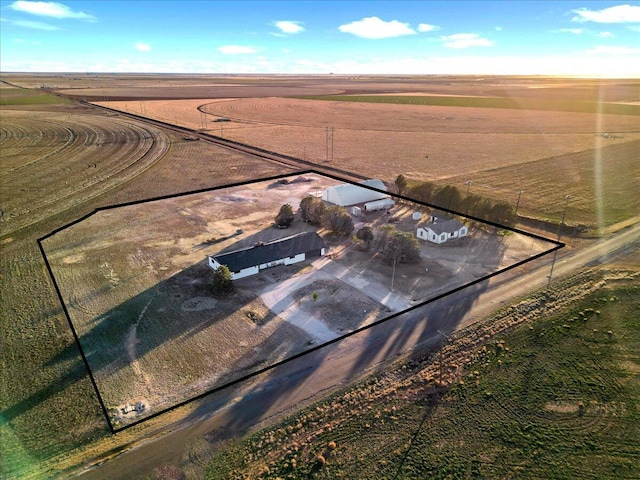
[74,224,639,480]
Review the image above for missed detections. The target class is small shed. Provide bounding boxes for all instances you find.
[351,206,362,216]
[412,211,423,221]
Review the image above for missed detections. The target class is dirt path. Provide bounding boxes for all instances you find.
[124,298,154,394]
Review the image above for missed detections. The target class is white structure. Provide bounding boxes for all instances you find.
[417,217,468,244]
[351,206,362,216]
[322,179,387,206]
[364,198,395,212]
[412,212,423,221]
[208,232,326,280]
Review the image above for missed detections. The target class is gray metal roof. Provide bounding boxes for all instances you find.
[212,232,325,272]
[422,218,466,235]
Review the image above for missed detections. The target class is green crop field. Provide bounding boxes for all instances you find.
[206,272,640,479]
[0,88,69,105]
[297,94,640,116]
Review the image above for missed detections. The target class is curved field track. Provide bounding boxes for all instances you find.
[0,110,170,235]
[111,97,640,184]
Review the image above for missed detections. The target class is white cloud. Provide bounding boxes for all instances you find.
[417,23,439,32]
[338,16,416,39]
[9,1,95,20]
[586,45,640,55]
[218,45,257,54]
[274,20,304,34]
[11,19,59,29]
[558,28,585,34]
[572,4,640,23]
[599,31,614,38]
[441,33,494,48]
[135,42,151,52]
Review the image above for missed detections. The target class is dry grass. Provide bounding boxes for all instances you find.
[106,97,640,182]
[206,269,640,479]
[0,101,291,478]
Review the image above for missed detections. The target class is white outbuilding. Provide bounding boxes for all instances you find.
[417,216,468,244]
[364,198,395,212]
[322,179,388,206]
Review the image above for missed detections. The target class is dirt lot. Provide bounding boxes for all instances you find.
[42,173,552,427]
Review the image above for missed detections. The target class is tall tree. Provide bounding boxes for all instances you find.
[356,226,375,249]
[275,203,294,227]
[299,196,326,225]
[211,265,233,294]
[433,185,462,211]
[322,205,354,235]
[382,230,421,264]
[489,201,516,227]
[395,174,408,195]
[408,181,436,203]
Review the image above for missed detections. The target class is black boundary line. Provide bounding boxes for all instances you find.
[36,239,115,431]
[39,170,563,434]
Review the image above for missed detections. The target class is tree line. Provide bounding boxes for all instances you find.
[396,175,517,227]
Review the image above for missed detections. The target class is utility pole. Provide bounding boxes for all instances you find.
[465,180,473,214]
[331,126,335,162]
[391,257,397,291]
[515,190,523,214]
[557,194,571,241]
[325,126,329,162]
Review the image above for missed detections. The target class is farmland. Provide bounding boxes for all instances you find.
[96,82,640,229]
[206,269,640,479]
[0,84,290,479]
[1,74,638,479]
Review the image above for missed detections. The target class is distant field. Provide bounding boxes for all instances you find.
[438,139,640,228]
[0,88,68,105]
[206,270,640,479]
[109,96,640,229]
[297,94,640,115]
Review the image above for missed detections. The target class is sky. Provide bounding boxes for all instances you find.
[1,1,639,76]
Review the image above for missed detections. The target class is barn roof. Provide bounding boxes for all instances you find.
[323,179,388,206]
[421,218,466,235]
[211,232,325,272]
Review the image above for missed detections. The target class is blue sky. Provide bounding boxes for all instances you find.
[1,1,639,76]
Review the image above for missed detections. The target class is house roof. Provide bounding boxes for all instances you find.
[211,232,325,272]
[421,218,466,235]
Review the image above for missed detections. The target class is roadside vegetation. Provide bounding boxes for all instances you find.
[206,269,639,479]
[296,94,640,116]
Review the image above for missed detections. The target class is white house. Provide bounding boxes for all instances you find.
[322,179,388,206]
[208,232,326,280]
[417,217,468,244]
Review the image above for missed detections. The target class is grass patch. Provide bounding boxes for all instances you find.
[0,88,69,105]
[206,275,640,479]
[295,95,640,116]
